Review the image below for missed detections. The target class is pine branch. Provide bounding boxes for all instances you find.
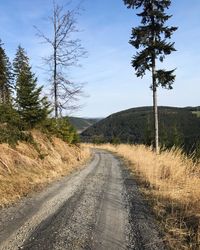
[155,69,176,89]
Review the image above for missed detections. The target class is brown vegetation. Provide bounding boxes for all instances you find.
[0,130,90,207]
[91,144,200,249]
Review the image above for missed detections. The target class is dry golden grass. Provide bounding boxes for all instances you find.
[89,143,200,249]
[0,131,90,207]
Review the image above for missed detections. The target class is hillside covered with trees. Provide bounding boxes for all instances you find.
[81,106,200,155]
[68,117,100,133]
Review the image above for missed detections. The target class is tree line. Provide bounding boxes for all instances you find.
[0,1,84,145]
[81,106,200,158]
[0,42,78,145]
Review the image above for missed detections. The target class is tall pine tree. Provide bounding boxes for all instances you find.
[0,40,13,105]
[13,46,50,128]
[123,0,177,153]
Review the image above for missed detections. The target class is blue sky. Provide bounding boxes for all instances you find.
[0,0,200,117]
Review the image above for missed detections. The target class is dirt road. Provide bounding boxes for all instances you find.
[0,150,165,250]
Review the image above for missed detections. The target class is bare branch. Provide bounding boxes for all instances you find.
[35,1,87,117]
[34,25,54,46]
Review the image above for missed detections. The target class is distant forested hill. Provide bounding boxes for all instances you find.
[68,117,100,133]
[81,106,200,154]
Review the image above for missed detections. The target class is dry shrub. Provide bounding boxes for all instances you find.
[0,131,90,207]
[90,143,200,249]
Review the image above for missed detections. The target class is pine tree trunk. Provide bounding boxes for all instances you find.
[152,63,159,154]
[151,2,159,154]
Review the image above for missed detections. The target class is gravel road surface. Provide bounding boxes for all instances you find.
[0,150,165,250]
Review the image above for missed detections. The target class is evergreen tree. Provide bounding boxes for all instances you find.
[0,40,13,105]
[144,114,153,145]
[13,46,50,128]
[123,0,177,153]
[171,124,183,147]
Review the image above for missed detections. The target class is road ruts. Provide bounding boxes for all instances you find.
[0,150,166,250]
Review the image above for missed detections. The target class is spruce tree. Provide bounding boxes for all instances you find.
[123,0,177,153]
[0,40,13,105]
[13,46,50,128]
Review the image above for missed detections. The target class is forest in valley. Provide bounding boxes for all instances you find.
[81,106,200,158]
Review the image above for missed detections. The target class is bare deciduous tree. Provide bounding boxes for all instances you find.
[35,1,86,117]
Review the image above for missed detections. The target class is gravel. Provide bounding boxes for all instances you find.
[0,150,166,250]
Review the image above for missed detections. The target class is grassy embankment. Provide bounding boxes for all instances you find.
[0,130,90,207]
[91,144,200,249]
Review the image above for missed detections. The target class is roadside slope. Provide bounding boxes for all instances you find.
[0,130,90,207]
